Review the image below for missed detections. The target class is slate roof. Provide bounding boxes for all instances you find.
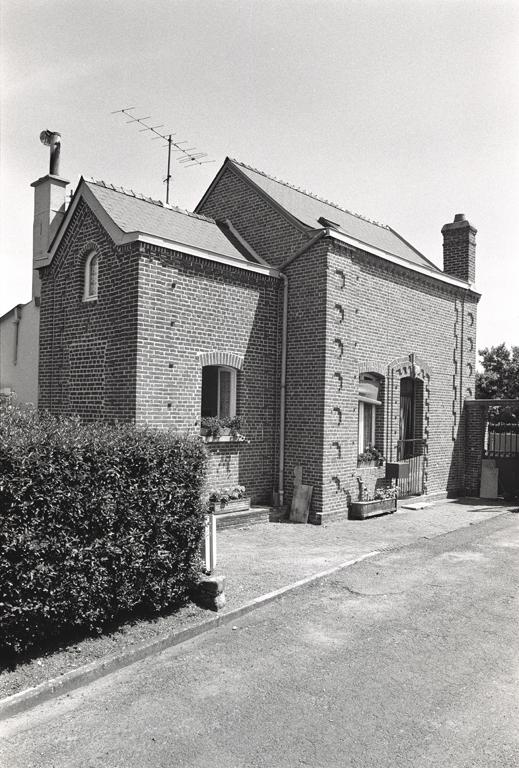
[84,179,254,263]
[228,159,441,273]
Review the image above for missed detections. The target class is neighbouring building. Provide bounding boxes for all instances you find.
[0,299,40,404]
[35,149,481,519]
[0,131,68,406]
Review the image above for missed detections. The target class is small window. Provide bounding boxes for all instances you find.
[358,373,383,457]
[201,366,237,419]
[358,400,376,452]
[83,252,99,301]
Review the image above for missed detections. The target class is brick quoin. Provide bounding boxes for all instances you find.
[39,174,481,516]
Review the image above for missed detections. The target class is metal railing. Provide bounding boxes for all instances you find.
[485,424,519,458]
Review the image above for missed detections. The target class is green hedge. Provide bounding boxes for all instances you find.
[0,400,207,658]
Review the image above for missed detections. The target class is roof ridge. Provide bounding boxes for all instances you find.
[85,178,215,224]
[229,158,390,230]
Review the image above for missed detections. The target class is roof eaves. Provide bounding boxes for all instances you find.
[328,228,477,292]
[123,231,281,278]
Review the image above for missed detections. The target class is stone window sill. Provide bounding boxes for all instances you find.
[201,435,248,444]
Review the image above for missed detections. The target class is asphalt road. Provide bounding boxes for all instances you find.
[1,513,518,768]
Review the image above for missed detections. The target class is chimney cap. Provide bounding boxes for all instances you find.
[441,213,477,235]
[39,130,61,147]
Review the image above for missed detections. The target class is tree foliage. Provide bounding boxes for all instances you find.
[475,344,519,399]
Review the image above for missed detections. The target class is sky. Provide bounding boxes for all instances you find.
[1,0,518,355]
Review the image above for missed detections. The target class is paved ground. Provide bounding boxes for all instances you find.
[2,499,509,699]
[1,512,517,767]
[216,499,513,605]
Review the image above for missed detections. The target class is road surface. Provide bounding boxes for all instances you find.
[1,513,518,767]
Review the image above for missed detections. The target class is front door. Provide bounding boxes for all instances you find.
[397,377,424,497]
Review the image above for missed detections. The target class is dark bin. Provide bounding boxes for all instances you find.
[386,461,410,481]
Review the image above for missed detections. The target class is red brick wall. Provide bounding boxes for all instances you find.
[39,200,139,421]
[320,240,479,512]
[134,242,281,504]
[282,240,330,510]
[197,165,308,268]
[276,237,479,515]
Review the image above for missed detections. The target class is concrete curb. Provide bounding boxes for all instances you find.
[0,550,380,722]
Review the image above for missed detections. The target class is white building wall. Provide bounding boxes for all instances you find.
[0,299,39,405]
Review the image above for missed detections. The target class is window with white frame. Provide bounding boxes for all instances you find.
[358,373,382,456]
[83,251,99,301]
[201,366,237,419]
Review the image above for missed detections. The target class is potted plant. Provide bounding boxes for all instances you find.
[207,485,250,514]
[349,480,397,520]
[357,445,385,467]
[200,415,243,441]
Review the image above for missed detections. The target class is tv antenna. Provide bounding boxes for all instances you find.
[112,107,214,204]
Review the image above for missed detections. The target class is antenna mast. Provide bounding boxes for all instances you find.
[112,107,214,204]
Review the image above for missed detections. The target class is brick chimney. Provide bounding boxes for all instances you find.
[441,213,476,284]
[31,131,69,298]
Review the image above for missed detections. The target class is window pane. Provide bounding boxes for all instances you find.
[219,369,231,418]
[363,405,373,450]
[89,255,98,297]
[201,366,218,417]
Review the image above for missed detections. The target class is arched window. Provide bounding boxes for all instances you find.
[201,365,237,419]
[83,251,99,301]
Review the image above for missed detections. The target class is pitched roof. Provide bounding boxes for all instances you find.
[227,159,442,273]
[83,179,253,263]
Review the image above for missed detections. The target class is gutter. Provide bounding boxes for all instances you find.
[277,229,326,506]
[12,305,22,365]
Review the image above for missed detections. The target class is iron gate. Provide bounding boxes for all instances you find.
[396,439,425,497]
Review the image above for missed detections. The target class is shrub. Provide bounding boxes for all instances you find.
[0,400,207,658]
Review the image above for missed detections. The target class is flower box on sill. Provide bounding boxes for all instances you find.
[349,497,397,520]
[209,497,251,515]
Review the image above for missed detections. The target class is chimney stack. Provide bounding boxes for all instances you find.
[31,130,69,298]
[441,213,476,284]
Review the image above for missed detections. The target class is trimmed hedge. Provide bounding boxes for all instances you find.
[0,400,207,658]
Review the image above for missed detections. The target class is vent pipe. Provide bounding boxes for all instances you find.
[39,130,61,176]
[31,130,69,298]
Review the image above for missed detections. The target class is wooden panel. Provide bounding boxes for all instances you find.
[290,484,313,523]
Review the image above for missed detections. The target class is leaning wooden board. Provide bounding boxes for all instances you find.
[290,484,313,523]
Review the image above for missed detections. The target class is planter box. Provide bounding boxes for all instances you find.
[349,497,397,520]
[209,497,251,515]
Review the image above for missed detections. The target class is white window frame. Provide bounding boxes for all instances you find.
[358,400,376,455]
[217,366,237,419]
[83,251,99,302]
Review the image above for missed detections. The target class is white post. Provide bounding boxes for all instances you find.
[204,513,217,573]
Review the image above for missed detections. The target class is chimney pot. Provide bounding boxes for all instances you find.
[454,213,466,222]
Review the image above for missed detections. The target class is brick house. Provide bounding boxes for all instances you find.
[36,156,480,519]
